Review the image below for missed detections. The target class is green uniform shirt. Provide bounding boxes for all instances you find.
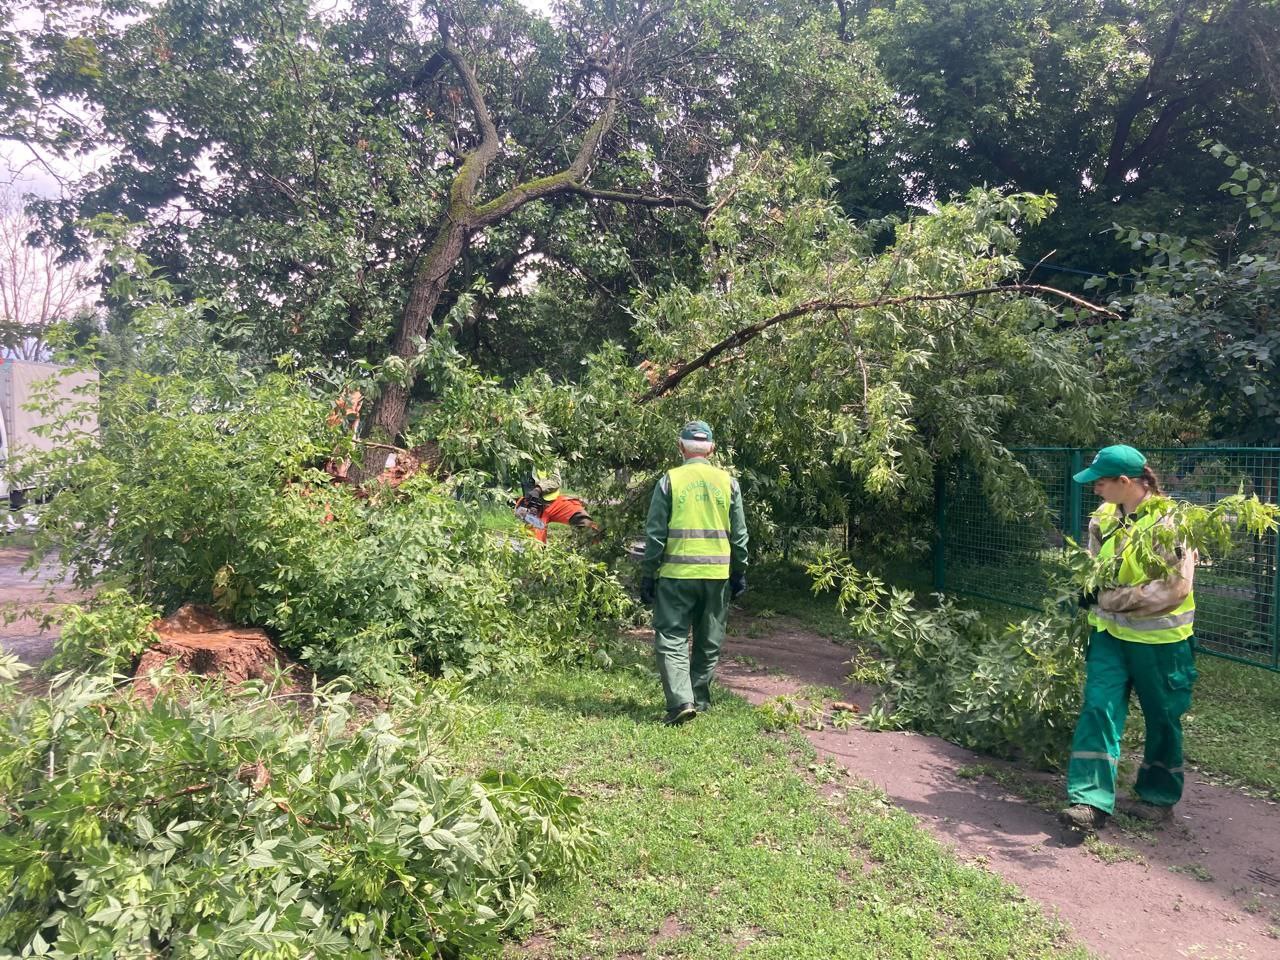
[642,457,748,579]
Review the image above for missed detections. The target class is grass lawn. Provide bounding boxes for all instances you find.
[453,648,1088,959]
[1171,654,1280,799]
[747,557,1280,800]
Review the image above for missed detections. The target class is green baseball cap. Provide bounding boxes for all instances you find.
[1073,444,1146,484]
[679,420,714,442]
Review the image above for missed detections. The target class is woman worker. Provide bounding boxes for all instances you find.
[1059,444,1198,834]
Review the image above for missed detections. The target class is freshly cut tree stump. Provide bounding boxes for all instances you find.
[133,604,297,698]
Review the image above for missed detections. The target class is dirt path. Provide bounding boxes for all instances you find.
[718,612,1280,960]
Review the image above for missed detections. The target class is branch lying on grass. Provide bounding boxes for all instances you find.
[638,283,1119,402]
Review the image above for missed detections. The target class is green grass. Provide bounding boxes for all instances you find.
[1167,654,1280,799]
[736,559,855,638]
[0,524,38,550]
[451,649,1089,959]
[1082,836,1145,866]
[1168,863,1214,882]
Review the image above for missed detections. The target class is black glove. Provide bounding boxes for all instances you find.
[730,572,747,599]
[1076,588,1098,610]
[639,576,656,606]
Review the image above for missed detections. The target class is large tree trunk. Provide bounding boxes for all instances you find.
[370,220,470,440]
[364,17,700,441]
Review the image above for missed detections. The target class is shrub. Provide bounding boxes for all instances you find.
[22,349,632,687]
[0,673,595,958]
[46,590,160,675]
[810,553,1086,766]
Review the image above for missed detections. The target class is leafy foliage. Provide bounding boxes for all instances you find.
[19,268,632,686]
[1063,493,1280,597]
[46,590,159,676]
[0,674,595,958]
[607,152,1107,549]
[811,491,1280,766]
[810,553,1086,767]
[16,0,883,421]
[854,0,1280,274]
[1098,147,1280,443]
[383,153,1117,561]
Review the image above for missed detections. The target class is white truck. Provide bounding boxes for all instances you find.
[0,358,98,505]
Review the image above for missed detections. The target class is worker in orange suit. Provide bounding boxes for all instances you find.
[514,472,599,543]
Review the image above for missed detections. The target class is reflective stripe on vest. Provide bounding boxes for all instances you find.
[1087,500,1194,644]
[659,461,733,580]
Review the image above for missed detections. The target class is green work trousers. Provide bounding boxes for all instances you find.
[1066,629,1197,813]
[652,577,731,711]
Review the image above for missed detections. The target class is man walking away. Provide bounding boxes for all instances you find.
[640,420,748,725]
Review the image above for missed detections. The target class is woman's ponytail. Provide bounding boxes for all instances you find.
[1139,464,1164,496]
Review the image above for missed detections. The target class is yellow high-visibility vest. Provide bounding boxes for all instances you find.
[659,461,732,580]
[1088,500,1195,644]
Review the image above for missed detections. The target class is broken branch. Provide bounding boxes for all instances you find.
[638,283,1119,402]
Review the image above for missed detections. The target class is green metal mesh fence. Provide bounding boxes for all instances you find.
[937,447,1280,671]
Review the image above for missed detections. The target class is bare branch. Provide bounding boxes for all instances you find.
[0,186,95,358]
[638,284,1120,403]
[565,184,709,213]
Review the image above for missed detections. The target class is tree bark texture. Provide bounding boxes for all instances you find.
[367,21,707,440]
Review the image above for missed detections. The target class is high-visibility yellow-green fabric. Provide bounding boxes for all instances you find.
[658,461,733,580]
[1088,500,1195,644]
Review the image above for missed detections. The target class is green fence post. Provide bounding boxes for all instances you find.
[933,462,946,592]
[1067,449,1084,544]
[1272,526,1280,670]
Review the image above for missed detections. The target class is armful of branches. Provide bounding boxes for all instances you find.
[1062,494,1280,606]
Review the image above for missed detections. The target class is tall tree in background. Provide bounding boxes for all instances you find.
[846,0,1280,272]
[14,0,883,439]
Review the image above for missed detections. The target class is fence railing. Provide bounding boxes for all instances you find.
[933,447,1280,671]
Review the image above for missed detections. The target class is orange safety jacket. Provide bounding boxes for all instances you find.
[516,495,594,543]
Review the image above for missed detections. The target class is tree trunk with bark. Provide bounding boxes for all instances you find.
[366,11,708,442]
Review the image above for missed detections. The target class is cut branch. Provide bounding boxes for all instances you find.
[638,284,1119,403]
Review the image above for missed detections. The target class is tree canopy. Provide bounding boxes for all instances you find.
[1,0,1274,467]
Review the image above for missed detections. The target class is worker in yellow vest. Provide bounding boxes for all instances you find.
[1059,444,1198,833]
[640,420,749,725]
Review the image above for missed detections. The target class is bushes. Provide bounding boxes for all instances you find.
[810,553,1086,766]
[227,473,631,686]
[0,673,595,958]
[46,590,159,675]
[24,353,632,687]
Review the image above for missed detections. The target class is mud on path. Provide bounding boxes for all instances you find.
[718,612,1280,960]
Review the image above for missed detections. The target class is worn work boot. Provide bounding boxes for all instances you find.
[1058,804,1109,834]
[663,703,697,726]
[1117,799,1175,824]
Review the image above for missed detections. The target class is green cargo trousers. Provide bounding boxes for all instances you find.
[1066,629,1197,813]
[653,577,731,711]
